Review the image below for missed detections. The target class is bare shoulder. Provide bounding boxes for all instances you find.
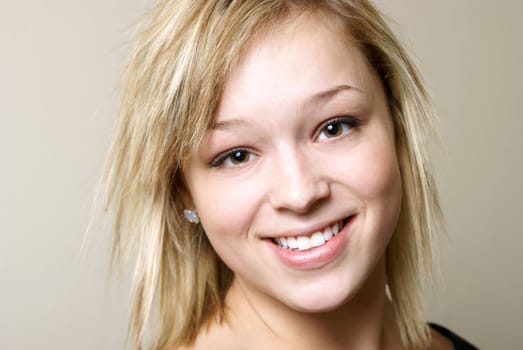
[173,321,239,350]
[428,327,454,350]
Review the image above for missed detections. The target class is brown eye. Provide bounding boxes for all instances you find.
[317,117,360,141]
[230,150,248,164]
[324,122,343,137]
[210,148,257,168]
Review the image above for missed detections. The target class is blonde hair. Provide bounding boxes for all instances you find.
[102,0,442,349]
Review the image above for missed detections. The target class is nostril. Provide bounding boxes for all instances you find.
[270,182,330,214]
[268,151,331,213]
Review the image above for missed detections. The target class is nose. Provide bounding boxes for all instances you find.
[269,148,330,213]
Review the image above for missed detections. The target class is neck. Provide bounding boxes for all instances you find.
[223,258,404,350]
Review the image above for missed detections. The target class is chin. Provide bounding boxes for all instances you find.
[280,279,361,314]
[276,257,386,315]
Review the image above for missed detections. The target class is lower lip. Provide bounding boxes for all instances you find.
[266,216,354,270]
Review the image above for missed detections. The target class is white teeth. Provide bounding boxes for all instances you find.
[297,236,312,251]
[310,232,325,247]
[287,237,298,249]
[323,226,333,241]
[273,219,345,251]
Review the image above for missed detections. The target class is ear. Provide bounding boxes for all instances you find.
[181,187,195,209]
[176,170,196,210]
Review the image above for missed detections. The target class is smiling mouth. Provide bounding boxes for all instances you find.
[271,217,351,251]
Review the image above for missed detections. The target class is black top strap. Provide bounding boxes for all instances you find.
[429,323,479,350]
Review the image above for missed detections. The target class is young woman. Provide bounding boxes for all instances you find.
[102,1,477,349]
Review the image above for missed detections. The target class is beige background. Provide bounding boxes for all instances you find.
[1,0,521,349]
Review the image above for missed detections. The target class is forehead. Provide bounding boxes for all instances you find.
[215,11,379,120]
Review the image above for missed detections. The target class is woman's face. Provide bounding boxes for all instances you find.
[184,14,402,312]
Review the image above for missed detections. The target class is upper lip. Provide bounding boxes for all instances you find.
[261,214,355,239]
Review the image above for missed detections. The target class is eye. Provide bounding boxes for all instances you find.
[210,148,257,168]
[317,116,361,141]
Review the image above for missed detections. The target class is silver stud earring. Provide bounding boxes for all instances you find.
[183,209,200,224]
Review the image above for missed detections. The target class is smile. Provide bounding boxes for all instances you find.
[272,218,347,251]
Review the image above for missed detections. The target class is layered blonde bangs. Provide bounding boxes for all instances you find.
[102,0,442,349]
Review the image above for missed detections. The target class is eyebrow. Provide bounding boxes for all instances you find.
[212,118,248,130]
[211,84,359,130]
[310,84,357,102]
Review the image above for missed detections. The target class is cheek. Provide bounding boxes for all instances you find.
[352,145,401,201]
[338,135,402,266]
[340,135,402,224]
[190,173,263,240]
[189,175,271,277]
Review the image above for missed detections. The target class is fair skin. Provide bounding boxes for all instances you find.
[183,12,451,350]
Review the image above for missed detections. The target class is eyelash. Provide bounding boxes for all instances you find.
[209,116,361,168]
[316,116,361,141]
[209,147,258,167]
